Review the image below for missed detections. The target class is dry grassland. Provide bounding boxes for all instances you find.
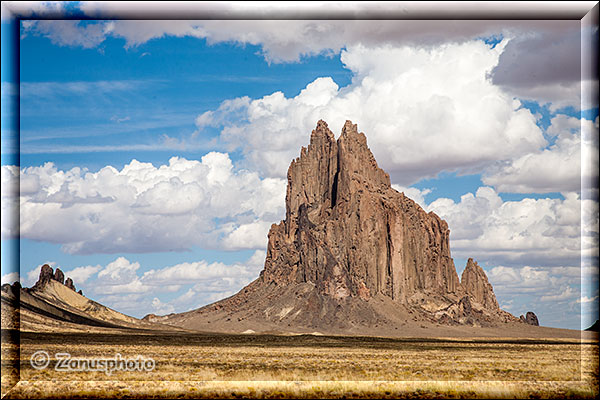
[2,330,598,398]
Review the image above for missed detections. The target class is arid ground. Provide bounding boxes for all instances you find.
[2,329,598,399]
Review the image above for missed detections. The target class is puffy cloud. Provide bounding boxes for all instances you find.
[578,295,599,304]
[427,187,584,266]
[204,41,545,185]
[18,16,583,110]
[24,20,109,48]
[540,286,578,302]
[97,257,140,283]
[482,115,596,193]
[1,272,19,285]
[17,18,584,113]
[151,297,175,315]
[487,264,582,317]
[221,220,275,251]
[488,265,580,293]
[142,259,252,286]
[62,265,102,286]
[486,263,582,327]
[2,1,65,20]
[7,153,286,254]
[52,250,267,317]
[1,165,19,239]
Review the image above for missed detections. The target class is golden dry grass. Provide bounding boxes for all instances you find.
[2,331,598,399]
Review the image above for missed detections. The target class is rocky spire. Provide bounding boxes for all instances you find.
[65,277,76,292]
[262,120,462,304]
[32,264,54,291]
[53,268,65,285]
[520,311,539,326]
[31,264,79,293]
[461,258,500,311]
[159,119,521,332]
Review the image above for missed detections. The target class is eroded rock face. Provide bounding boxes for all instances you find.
[461,258,500,311]
[54,268,65,285]
[32,264,54,291]
[65,278,76,292]
[31,264,79,294]
[520,312,539,326]
[263,120,463,306]
[163,120,520,332]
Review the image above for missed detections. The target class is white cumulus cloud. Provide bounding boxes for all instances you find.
[6,154,286,254]
[427,187,584,266]
[483,115,597,193]
[1,272,20,285]
[64,250,267,317]
[62,265,102,286]
[200,41,546,185]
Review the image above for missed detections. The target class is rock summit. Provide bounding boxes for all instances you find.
[159,120,523,334]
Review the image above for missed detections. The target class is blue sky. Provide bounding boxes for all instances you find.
[1,3,598,330]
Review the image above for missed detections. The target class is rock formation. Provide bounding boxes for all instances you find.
[65,277,76,291]
[160,120,520,333]
[31,264,78,294]
[53,268,65,285]
[32,264,54,291]
[2,265,183,334]
[520,312,539,326]
[263,120,461,303]
[461,258,499,311]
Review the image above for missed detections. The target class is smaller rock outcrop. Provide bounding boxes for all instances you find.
[65,278,76,291]
[53,268,65,285]
[31,265,79,294]
[32,264,54,291]
[520,311,539,326]
[78,289,83,296]
[461,258,500,311]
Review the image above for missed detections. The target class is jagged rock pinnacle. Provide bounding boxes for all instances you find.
[54,268,65,285]
[264,120,462,304]
[65,277,76,292]
[32,264,54,291]
[160,120,519,332]
[520,311,539,326]
[31,264,79,294]
[461,258,500,311]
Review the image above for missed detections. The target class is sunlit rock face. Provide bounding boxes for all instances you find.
[263,120,462,305]
[161,120,520,333]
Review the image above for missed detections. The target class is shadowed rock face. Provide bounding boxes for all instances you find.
[53,268,65,285]
[32,265,76,293]
[160,120,520,332]
[32,264,54,291]
[520,312,539,326]
[65,278,76,292]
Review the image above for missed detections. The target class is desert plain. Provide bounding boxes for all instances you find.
[2,326,598,399]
